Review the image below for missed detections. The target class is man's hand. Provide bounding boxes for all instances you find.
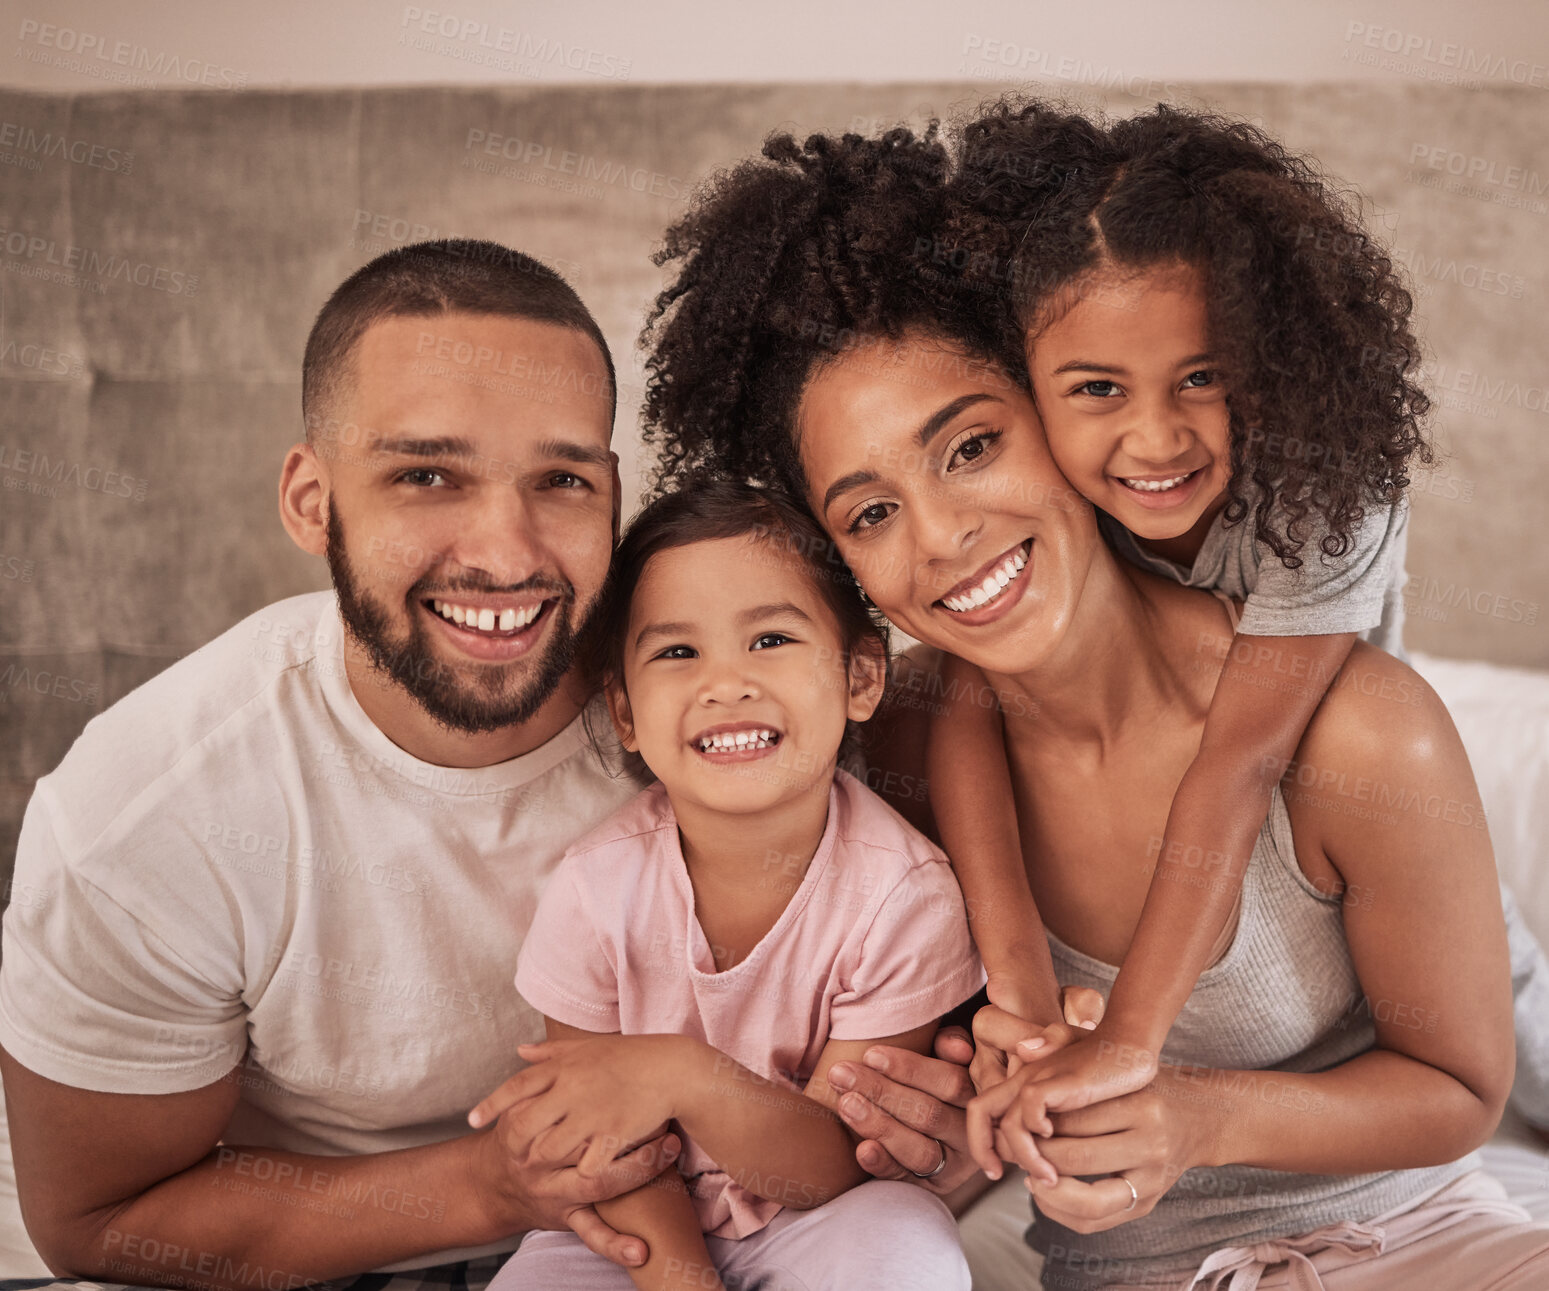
[834,989,1107,1194]
[827,1026,983,1194]
[469,1034,687,1268]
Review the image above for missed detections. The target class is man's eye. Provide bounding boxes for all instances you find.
[549,472,586,489]
[1183,370,1215,389]
[848,501,896,534]
[751,633,791,650]
[1078,380,1119,398]
[399,468,449,487]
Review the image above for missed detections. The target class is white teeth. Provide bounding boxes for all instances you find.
[696,728,779,753]
[942,545,1029,614]
[1123,472,1193,493]
[430,600,543,634]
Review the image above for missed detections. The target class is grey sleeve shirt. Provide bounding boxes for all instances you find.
[1097,494,1410,657]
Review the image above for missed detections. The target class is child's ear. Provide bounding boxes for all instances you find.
[603,678,638,752]
[845,638,888,724]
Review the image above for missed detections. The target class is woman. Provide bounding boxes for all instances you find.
[638,119,1549,1287]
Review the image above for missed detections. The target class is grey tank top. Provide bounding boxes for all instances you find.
[1027,780,1473,1288]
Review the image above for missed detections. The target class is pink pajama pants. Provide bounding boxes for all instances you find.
[488,1179,970,1291]
[1114,1169,1549,1290]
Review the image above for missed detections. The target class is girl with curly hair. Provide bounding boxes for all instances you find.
[639,111,1549,1289]
[927,100,1547,1158]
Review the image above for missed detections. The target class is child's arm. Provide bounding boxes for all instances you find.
[542,1018,725,1291]
[983,631,1359,1153]
[926,653,1062,1030]
[675,1021,941,1210]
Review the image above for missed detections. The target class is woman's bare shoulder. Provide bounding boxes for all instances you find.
[1285,642,1485,881]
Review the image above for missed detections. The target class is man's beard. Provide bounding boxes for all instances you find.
[326,509,592,735]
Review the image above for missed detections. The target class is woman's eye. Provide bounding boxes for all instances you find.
[1183,370,1214,389]
[947,430,1003,470]
[848,501,896,534]
[751,633,791,651]
[399,468,449,487]
[1077,380,1119,398]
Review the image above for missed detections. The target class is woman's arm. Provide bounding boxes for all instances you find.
[994,648,1514,1227]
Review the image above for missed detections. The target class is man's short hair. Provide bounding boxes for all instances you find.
[302,238,616,436]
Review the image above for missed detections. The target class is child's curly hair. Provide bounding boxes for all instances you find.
[640,123,1019,500]
[950,96,1432,567]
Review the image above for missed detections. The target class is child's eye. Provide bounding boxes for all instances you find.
[653,645,697,661]
[1076,380,1120,398]
[847,501,896,534]
[1182,370,1215,389]
[398,467,450,488]
[947,430,1003,470]
[751,633,792,651]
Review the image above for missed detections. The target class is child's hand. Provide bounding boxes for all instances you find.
[471,1034,685,1180]
[1010,1025,1160,1133]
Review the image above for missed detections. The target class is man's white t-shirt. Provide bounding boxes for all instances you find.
[0,591,642,1269]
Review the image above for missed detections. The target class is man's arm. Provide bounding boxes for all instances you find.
[3,1047,675,1286]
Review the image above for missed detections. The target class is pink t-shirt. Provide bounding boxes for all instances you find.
[515,768,985,1239]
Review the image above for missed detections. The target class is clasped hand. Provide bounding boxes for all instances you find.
[467,1033,686,1267]
[967,995,1208,1233]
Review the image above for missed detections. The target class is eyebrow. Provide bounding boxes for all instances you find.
[1050,352,1215,377]
[632,602,814,651]
[820,392,1003,513]
[369,435,610,469]
[537,438,613,469]
[372,435,477,458]
[736,601,813,626]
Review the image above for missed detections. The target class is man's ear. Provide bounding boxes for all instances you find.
[279,442,329,556]
[845,638,889,724]
[603,678,638,752]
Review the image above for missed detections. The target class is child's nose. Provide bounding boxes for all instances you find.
[697,662,761,705]
[1122,405,1195,465]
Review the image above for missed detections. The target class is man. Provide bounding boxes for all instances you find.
[0,240,998,1290]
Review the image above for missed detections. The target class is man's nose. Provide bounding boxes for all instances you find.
[445,487,548,585]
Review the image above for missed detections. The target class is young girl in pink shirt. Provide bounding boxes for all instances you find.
[481,478,986,1291]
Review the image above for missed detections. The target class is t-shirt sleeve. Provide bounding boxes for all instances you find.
[1236,497,1408,638]
[827,860,986,1041]
[514,856,620,1033]
[0,787,246,1094]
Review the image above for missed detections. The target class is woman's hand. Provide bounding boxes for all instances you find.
[1024,1064,1218,1234]
[471,1034,687,1179]
[967,991,1107,1183]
